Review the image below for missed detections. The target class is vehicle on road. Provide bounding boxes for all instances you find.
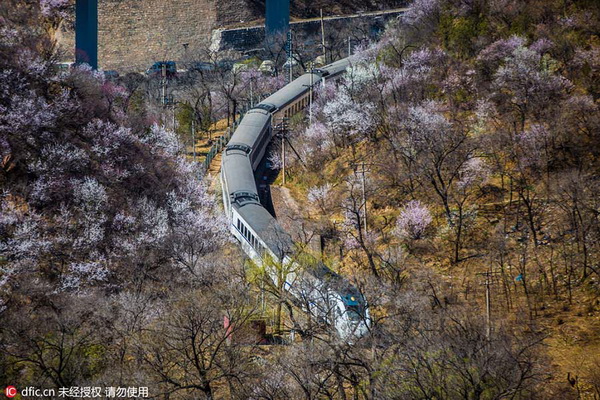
[146,61,177,78]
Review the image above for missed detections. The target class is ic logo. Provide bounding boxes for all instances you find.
[5,386,17,398]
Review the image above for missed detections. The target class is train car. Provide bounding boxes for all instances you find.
[263,58,351,123]
[220,58,370,341]
[227,107,272,170]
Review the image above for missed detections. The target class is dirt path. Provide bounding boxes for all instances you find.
[270,185,304,238]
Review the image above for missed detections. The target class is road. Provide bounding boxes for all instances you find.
[290,7,409,25]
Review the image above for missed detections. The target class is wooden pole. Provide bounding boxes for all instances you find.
[485,273,491,339]
[309,62,313,126]
[192,119,196,162]
[281,133,286,185]
[348,36,351,57]
[320,9,326,63]
[361,161,367,236]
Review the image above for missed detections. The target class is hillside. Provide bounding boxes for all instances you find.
[272,0,600,397]
[1,0,600,398]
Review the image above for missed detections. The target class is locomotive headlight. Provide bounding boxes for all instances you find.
[350,296,355,301]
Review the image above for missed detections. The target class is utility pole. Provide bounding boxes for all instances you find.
[192,118,196,163]
[281,132,286,185]
[350,161,377,238]
[172,102,176,132]
[286,31,293,83]
[361,161,367,237]
[320,9,326,63]
[484,272,491,340]
[250,77,254,108]
[486,275,491,339]
[309,62,314,126]
[278,119,288,185]
[302,63,315,125]
[161,63,167,106]
[348,36,352,57]
[477,269,499,340]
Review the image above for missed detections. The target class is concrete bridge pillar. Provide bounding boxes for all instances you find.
[75,0,98,69]
[266,0,290,35]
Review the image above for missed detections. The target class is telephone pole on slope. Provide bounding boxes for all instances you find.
[276,119,289,186]
[302,62,315,126]
[477,269,500,340]
[320,9,326,63]
[286,31,293,83]
[350,161,370,239]
[192,119,196,163]
[361,161,367,236]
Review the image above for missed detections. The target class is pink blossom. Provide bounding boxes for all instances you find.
[478,36,526,66]
[406,100,451,151]
[323,89,376,138]
[516,124,550,170]
[0,135,10,159]
[530,38,553,55]
[458,158,489,189]
[39,0,70,17]
[493,46,572,111]
[403,0,441,27]
[396,200,432,240]
[140,124,181,156]
[307,184,332,207]
[573,46,600,72]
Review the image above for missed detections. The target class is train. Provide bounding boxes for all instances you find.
[220,58,370,341]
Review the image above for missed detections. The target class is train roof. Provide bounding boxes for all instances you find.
[320,58,351,77]
[259,58,349,110]
[260,72,321,110]
[221,152,258,197]
[228,109,271,149]
[236,203,293,256]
